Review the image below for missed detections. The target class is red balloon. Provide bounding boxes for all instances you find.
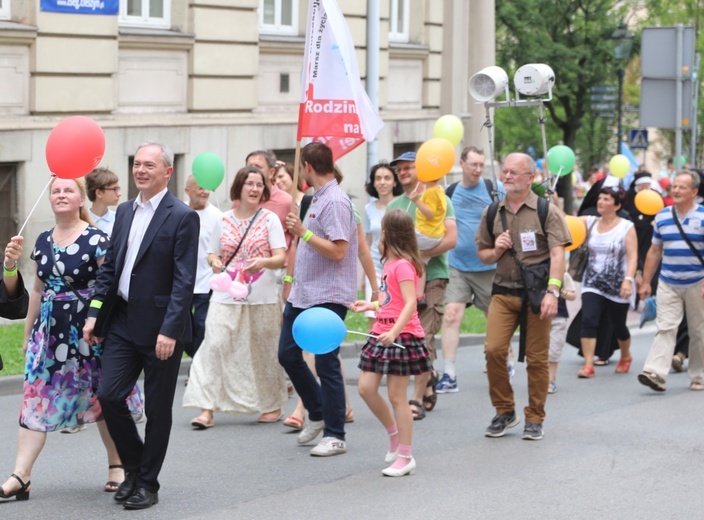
[45,116,106,179]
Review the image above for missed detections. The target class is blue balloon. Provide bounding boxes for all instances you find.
[536,158,544,170]
[292,307,347,354]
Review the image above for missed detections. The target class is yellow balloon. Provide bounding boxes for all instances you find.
[634,189,665,216]
[609,154,630,179]
[416,138,456,182]
[433,115,464,146]
[564,215,586,252]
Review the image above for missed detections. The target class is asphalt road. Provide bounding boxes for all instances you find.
[0,326,702,519]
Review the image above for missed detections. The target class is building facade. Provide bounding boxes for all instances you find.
[0,0,494,267]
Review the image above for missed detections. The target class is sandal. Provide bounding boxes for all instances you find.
[257,409,284,423]
[690,382,704,391]
[191,414,214,429]
[423,371,438,412]
[345,408,355,423]
[409,400,425,421]
[577,365,595,378]
[104,464,124,493]
[615,357,633,374]
[0,473,31,501]
[593,359,610,366]
[283,415,304,430]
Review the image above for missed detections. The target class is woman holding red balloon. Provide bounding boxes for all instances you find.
[183,165,288,428]
[0,177,126,501]
[575,185,638,378]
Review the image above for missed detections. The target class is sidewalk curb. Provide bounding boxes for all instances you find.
[0,320,657,397]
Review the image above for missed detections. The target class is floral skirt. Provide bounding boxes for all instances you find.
[357,333,432,376]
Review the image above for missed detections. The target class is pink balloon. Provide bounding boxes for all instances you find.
[242,270,263,284]
[209,272,232,292]
[228,281,248,300]
[45,116,106,179]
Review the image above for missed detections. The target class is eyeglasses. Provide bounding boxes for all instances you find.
[101,187,121,192]
[244,181,265,189]
[501,169,532,177]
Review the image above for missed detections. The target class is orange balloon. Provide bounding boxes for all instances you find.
[634,189,665,216]
[564,215,586,252]
[416,138,456,182]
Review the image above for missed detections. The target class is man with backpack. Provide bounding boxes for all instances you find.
[436,146,500,393]
[476,153,570,441]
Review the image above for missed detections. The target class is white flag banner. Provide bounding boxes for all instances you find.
[297,0,384,161]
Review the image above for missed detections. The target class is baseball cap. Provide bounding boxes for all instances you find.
[390,151,416,167]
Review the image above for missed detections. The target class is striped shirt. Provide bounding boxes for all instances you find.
[652,204,704,285]
[290,178,357,308]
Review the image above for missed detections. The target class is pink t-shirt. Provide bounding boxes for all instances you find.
[371,258,425,338]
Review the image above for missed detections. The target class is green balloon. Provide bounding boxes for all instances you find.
[192,152,225,191]
[531,181,547,198]
[547,145,576,176]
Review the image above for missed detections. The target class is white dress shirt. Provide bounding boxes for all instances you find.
[118,188,168,301]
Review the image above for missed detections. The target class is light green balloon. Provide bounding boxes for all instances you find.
[192,152,225,191]
[547,145,576,176]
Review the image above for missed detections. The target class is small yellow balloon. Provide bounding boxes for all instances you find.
[564,215,586,252]
[433,115,464,146]
[609,154,630,179]
[634,189,665,216]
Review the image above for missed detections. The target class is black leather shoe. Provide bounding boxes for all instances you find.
[113,473,137,503]
[123,487,158,510]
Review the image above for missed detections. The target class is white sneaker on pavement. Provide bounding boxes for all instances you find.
[310,436,347,457]
[297,418,325,445]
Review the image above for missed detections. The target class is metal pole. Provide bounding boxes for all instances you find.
[366,0,380,174]
[691,51,701,168]
[675,24,683,172]
[617,68,624,156]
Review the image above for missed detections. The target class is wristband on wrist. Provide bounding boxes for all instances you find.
[624,276,635,284]
[283,275,293,283]
[3,263,18,277]
[548,278,562,288]
[302,229,313,242]
[373,301,379,309]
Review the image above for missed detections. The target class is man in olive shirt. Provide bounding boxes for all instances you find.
[386,151,457,419]
[476,153,570,441]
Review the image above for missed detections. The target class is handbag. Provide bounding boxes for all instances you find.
[499,208,550,314]
[568,218,598,282]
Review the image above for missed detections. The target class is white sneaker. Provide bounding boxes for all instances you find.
[382,456,416,477]
[297,418,325,445]
[310,436,347,457]
[60,424,87,434]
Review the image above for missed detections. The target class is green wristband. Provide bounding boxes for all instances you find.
[302,229,313,242]
[283,275,293,283]
[3,263,18,277]
[548,278,563,288]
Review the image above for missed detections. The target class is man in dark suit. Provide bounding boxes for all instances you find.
[83,142,199,510]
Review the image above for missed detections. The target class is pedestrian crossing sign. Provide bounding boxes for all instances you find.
[629,129,648,150]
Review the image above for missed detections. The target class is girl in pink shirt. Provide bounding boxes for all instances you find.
[351,209,431,477]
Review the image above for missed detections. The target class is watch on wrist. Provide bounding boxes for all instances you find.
[546,289,560,298]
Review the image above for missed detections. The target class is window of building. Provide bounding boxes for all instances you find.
[0,164,17,256]
[279,73,289,93]
[389,0,409,43]
[0,0,10,20]
[260,0,298,35]
[119,0,170,29]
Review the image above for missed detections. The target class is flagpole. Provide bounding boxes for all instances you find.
[291,140,302,215]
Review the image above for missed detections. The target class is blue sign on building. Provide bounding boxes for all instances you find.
[40,0,118,15]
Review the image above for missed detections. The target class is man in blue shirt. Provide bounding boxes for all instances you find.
[436,146,500,392]
[638,171,704,392]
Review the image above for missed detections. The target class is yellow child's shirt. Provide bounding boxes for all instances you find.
[416,185,447,238]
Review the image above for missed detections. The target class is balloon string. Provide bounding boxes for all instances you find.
[18,177,53,236]
[550,167,562,193]
[346,330,406,349]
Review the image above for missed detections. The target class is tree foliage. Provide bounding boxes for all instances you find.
[494,0,630,185]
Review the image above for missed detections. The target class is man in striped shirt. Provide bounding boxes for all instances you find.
[638,171,704,392]
[278,142,357,456]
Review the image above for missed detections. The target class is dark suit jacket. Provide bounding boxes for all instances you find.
[0,271,29,320]
[89,190,199,346]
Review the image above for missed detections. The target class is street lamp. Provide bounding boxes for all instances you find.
[612,23,634,156]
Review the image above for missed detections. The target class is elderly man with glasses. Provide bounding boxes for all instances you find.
[475,152,570,441]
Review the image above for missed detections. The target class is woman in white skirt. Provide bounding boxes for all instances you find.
[184,166,288,428]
